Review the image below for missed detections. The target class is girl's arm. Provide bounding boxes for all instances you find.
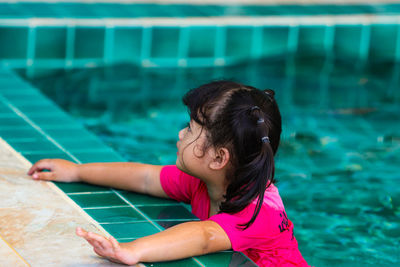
[27,159,167,198]
[76,220,231,265]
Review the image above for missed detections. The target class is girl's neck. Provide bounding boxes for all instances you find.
[204,177,227,217]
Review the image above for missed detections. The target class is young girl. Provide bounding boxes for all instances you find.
[28,81,309,266]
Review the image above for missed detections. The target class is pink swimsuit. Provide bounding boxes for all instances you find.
[160,165,309,267]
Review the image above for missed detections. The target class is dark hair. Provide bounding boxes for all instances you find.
[182,80,282,229]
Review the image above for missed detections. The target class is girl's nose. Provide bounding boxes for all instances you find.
[178,128,185,140]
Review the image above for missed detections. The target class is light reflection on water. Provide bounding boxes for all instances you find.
[26,57,400,266]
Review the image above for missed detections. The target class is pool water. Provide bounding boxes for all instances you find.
[24,56,400,266]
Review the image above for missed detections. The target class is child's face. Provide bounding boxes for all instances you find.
[176,120,210,177]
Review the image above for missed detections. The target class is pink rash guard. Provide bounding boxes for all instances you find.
[160,165,309,267]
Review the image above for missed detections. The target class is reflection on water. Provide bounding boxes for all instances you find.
[25,56,400,266]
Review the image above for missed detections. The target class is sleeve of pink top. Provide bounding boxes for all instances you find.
[159,165,196,204]
[209,204,263,251]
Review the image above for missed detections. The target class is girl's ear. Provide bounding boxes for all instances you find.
[209,147,230,170]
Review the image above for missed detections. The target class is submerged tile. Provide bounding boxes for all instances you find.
[23,152,76,164]
[120,191,177,205]
[113,27,142,62]
[297,25,327,56]
[68,192,125,208]
[85,206,145,223]
[6,139,61,153]
[151,27,180,58]
[334,25,362,61]
[138,205,197,220]
[35,27,67,59]
[262,26,290,57]
[74,27,105,59]
[369,24,398,62]
[226,26,253,58]
[0,27,28,59]
[187,26,216,58]
[150,258,202,267]
[102,221,159,239]
[154,220,197,229]
[55,181,110,194]
[197,251,257,266]
[72,150,125,163]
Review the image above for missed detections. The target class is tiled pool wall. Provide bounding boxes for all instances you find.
[2,20,400,76]
[0,2,400,77]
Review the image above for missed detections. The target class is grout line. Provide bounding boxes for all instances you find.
[99,221,149,225]
[3,0,400,4]
[83,205,130,209]
[112,190,164,232]
[66,191,114,195]
[0,96,82,164]
[1,15,400,27]
[0,232,31,267]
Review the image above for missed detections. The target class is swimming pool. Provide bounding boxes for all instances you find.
[24,55,400,266]
[1,0,399,265]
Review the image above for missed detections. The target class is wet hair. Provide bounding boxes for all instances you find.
[182,81,282,229]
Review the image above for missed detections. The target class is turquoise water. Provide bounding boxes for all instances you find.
[24,57,400,266]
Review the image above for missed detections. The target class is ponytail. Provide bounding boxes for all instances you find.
[183,81,282,230]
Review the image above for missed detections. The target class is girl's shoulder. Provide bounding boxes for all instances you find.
[256,183,285,211]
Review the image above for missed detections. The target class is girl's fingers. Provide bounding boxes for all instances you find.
[27,159,53,175]
[76,227,113,255]
[31,171,56,181]
[109,235,121,252]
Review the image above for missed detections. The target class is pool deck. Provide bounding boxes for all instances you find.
[0,138,120,266]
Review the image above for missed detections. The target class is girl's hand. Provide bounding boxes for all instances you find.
[27,159,80,182]
[76,227,139,265]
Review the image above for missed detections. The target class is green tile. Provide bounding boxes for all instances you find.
[0,127,43,140]
[0,88,42,97]
[117,238,136,243]
[0,27,28,59]
[0,117,29,127]
[6,139,60,152]
[74,27,105,58]
[138,205,197,220]
[23,152,76,164]
[0,104,12,115]
[226,26,253,58]
[69,192,126,208]
[12,101,61,114]
[150,258,201,267]
[73,151,125,163]
[261,26,289,57]
[44,128,94,139]
[297,25,327,56]
[102,221,159,239]
[188,26,216,58]
[197,251,257,266]
[113,27,142,62]
[120,191,177,205]
[35,27,67,59]
[334,25,362,61]
[56,137,108,151]
[155,220,194,229]
[3,91,46,102]
[85,207,145,223]
[369,24,398,62]
[55,181,110,193]
[151,27,180,58]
